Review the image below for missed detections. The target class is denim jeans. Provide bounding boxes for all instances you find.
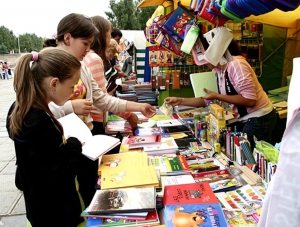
[243,108,277,151]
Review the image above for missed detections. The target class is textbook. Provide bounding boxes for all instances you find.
[98,152,148,175]
[57,113,120,161]
[163,182,228,227]
[86,210,160,227]
[87,187,156,214]
[100,166,159,189]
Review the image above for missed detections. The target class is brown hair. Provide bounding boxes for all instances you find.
[43,13,99,47]
[90,15,113,60]
[9,47,81,138]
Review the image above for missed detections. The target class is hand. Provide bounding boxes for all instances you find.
[140,103,156,118]
[164,97,181,107]
[71,99,93,116]
[126,113,139,132]
[202,88,219,100]
[108,87,117,96]
[117,72,127,78]
[121,84,129,90]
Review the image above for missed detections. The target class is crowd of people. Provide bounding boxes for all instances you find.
[0,60,11,80]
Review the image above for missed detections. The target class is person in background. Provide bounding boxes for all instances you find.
[104,38,129,95]
[111,28,127,79]
[6,48,83,227]
[3,62,9,80]
[43,13,156,209]
[82,16,137,136]
[0,61,4,80]
[165,39,276,150]
[122,41,134,77]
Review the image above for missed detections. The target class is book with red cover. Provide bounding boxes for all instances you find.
[163,182,228,227]
[191,169,233,183]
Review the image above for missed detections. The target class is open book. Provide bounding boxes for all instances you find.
[58,113,120,161]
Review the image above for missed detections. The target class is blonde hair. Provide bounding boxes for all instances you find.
[106,39,118,57]
[9,47,81,138]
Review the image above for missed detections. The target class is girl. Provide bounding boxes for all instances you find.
[6,48,83,227]
[43,13,156,208]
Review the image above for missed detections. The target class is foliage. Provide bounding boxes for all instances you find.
[105,0,156,30]
[0,26,43,54]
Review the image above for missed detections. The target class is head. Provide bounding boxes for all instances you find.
[105,39,118,60]
[111,28,123,44]
[90,15,113,60]
[9,47,81,137]
[43,13,99,61]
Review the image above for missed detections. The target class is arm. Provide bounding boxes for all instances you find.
[165,97,206,108]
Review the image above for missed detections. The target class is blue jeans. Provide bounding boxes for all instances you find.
[5,70,9,80]
[243,109,277,151]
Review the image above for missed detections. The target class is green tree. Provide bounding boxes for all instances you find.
[106,0,156,30]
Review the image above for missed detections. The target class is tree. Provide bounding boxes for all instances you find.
[105,0,156,30]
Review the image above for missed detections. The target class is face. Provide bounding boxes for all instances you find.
[113,35,121,44]
[66,34,94,61]
[49,70,81,106]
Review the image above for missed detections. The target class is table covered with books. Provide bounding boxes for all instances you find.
[74,102,278,227]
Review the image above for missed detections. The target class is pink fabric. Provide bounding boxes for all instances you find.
[258,107,300,227]
[31,51,38,62]
[83,51,131,122]
[215,56,269,116]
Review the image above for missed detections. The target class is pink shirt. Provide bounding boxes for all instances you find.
[83,51,131,122]
[215,56,271,119]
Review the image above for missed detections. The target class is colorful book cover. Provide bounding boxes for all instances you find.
[148,154,191,176]
[163,203,228,227]
[126,135,162,148]
[100,166,159,189]
[223,210,257,227]
[98,152,148,175]
[143,137,178,153]
[187,158,221,172]
[215,192,239,210]
[191,169,233,183]
[135,125,190,136]
[88,187,156,214]
[209,178,241,193]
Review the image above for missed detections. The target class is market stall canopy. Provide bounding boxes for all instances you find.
[142,0,300,28]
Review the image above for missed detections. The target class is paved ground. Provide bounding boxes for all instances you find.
[0,78,27,226]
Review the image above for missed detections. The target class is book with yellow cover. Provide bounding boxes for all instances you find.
[100,166,159,189]
[98,152,148,175]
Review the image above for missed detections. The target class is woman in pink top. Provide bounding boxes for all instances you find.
[83,16,138,136]
[165,40,276,150]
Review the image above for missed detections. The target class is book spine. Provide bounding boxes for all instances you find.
[168,157,183,171]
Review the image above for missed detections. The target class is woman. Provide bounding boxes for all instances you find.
[165,40,276,150]
[82,16,134,136]
[6,48,83,227]
[44,13,156,209]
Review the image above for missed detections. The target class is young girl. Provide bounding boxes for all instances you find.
[6,48,83,227]
[43,13,156,208]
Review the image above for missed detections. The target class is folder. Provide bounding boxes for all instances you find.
[190,72,219,98]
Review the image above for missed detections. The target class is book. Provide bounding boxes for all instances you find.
[186,158,223,172]
[57,113,120,161]
[87,187,156,214]
[209,178,242,193]
[143,137,178,154]
[105,120,133,134]
[100,166,159,189]
[124,135,162,149]
[156,119,183,127]
[86,210,160,227]
[135,125,190,136]
[222,210,258,227]
[98,152,148,175]
[191,169,233,183]
[190,72,219,98]
[148,154,191,176]
[157,174,195,198]
[163,182,228,227]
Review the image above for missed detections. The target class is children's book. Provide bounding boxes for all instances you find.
[105,120,133,134]
[191,169,233,183]
[157,174,195,198]
[222,210,258,227]
[135,125,190,136]
[100,166,159,189]
[209,178,242,193]
[187,157,223,172]
[86,210,160,227]
[156,119,183,127]
[97,152,148,175]
[57,113,120,161]
[143,137,178,153]
[148,154,191,176]
[163,182,228,227]
[123,135,162,149]
[88,187,156,214]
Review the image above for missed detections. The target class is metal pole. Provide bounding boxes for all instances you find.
[17,35,21,54]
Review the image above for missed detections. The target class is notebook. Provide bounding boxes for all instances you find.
[190,72,219,98]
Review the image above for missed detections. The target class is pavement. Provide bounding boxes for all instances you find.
[0,78,27,226]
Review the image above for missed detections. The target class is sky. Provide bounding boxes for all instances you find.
[0,0,110,38]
